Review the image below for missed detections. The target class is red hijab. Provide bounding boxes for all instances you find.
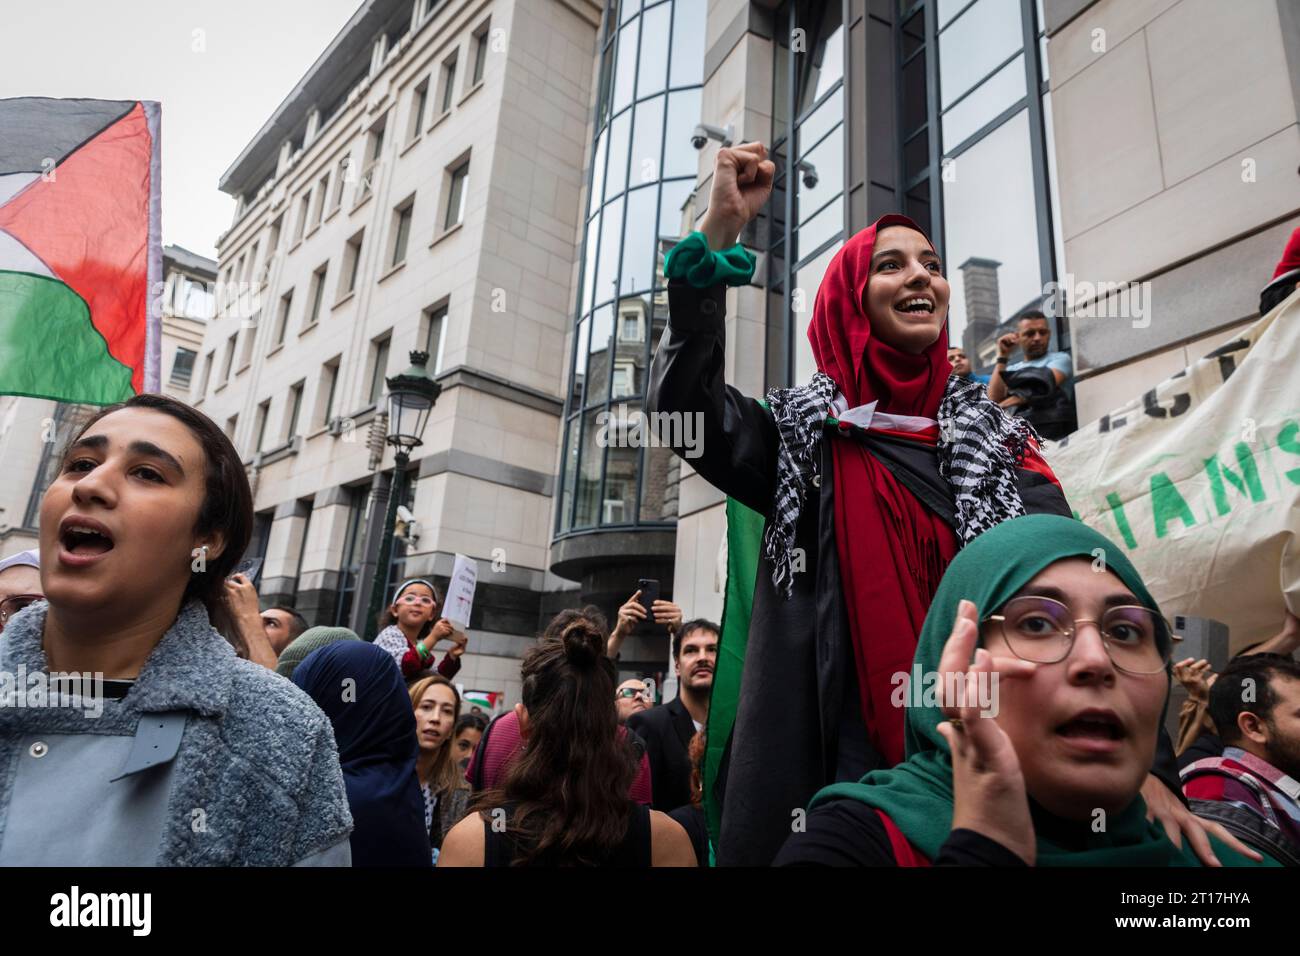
[808,214,959,765]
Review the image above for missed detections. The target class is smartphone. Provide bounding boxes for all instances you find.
[637,579,659,617]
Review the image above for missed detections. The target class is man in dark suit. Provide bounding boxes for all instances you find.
[627,619,718,813]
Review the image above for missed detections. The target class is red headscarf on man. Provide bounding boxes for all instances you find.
[807,213,951,416]
[806,214,959,766]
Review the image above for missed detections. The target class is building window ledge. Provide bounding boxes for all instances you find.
[458,81,484,108]
[299,320,318,337]
[377,260,406,283]
[215,382,228,394]
[429,109,451,134]
[257,436,301,466]
[343,404,380,429]
[305,222,321,241]
[400,134,422,157]
[429,221,463,249]
[236,362,251,375]
[325,204,341,225]
[332,290,357,311]
[289,238,303,254]
[350,192,373,216]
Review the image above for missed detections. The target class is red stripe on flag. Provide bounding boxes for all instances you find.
[0,103,152,394]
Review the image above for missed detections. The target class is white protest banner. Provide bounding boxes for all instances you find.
[443,553,479,628]
[1044,290,1300,653]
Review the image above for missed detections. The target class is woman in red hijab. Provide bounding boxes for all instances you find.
[647,142,1195,866]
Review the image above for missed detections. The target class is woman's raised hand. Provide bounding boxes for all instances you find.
[937,599,1039,865]
[698,141,775,251]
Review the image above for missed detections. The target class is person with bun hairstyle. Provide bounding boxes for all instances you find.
[439,608,696,866]
[0,394,352,865]
[374,578,468,681]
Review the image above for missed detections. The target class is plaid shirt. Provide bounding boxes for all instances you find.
[1182,747,1300,851]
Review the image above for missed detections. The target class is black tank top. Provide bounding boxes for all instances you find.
[482,802,652,867]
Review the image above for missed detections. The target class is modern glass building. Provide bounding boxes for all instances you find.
[551,0,708,615]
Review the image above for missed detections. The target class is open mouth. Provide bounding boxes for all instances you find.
[58,516,115,562]
[894,295,935,316]
[1056,709,1125,742]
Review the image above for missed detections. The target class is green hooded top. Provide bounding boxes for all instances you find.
[811,513,1275,867]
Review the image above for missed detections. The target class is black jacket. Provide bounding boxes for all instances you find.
[626,695,697,813]
[647,279,1183,866]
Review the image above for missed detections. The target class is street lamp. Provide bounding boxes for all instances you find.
[362,350,441,640]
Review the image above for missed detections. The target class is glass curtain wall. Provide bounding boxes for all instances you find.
[556,0,706,535]
[900,0,1059,369]
[766,0,848,389]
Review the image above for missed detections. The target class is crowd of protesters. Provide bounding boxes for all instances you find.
[0,141,1296,868]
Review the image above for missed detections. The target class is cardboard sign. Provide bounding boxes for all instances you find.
[1046,291,1300,653]
[443,553,478,628]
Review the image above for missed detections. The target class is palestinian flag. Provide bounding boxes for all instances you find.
[0,97,161,404]
[463,690,501,713]
[703,496,764,858]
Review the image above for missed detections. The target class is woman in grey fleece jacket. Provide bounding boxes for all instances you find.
[0,394,352,866]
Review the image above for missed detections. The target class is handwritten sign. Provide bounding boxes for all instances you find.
[443,553,478,628]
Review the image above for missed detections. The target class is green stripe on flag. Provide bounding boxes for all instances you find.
[702,495,765,859]
[0,270,133,404]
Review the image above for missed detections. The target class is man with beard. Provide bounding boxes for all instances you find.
[987,310,1076,440]
[627,620,718,812]
[1183,654,1300,865]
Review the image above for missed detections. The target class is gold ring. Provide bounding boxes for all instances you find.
[949,717,965,732]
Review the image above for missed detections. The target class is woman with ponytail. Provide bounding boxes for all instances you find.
[438,608,695,866]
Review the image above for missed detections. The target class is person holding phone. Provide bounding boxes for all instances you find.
[607,584,682,659]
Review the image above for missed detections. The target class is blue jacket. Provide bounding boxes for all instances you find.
[0,599,353,865]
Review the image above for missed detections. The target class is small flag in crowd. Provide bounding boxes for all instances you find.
[0,97,161,404]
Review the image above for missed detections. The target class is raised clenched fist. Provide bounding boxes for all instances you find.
[698,141,776,251]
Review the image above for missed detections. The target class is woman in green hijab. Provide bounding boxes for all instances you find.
[775,514,1275,866]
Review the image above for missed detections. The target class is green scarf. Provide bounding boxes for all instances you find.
[811,513,1270,866]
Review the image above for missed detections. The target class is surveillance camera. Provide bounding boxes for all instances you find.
[396,505,415,524]
[690,123,735,151]
[691,133,708,150]
[798,159,819,190]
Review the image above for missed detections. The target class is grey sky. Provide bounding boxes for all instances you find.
[1,0,365,260]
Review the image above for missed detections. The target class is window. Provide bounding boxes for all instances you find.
[471,20,491,86]
[611,362,634,398]
[268,214,283,252]
[331,156,350,210]
[221,332,237,382]
[390,198,414,267]
[368,335,391,406]
[225,414,238,441]
[311,172,330,229]
[198,350,214,396]
[357,119,386,205]
[316,359,340,428]
[438,52,458,115]
[341,230,364,297]
[305,264,327,327]
[239,314,258,368]
[423,303,448,374]
[242,244,259,284]
[273,290,293,346]
[443,159,469,230]
[293,193,310,244]
[254,400,271,453]
[407,79,429,144]
[286,381,304,442]
[169,347,196,387]
[619,311,642,342]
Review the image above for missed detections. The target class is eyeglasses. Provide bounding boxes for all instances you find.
[617,687,651,701]
[398,594,434,606]
[982,596,1175,675]
[0,594,43,627]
